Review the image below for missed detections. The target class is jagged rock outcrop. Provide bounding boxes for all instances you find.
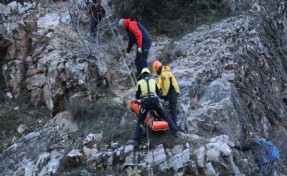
[0,0,287,175]
[0,1,110,114]
[160,1,287,174]
[0,127,238,175]
[0,124,71,175]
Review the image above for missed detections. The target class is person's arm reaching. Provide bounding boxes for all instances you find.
[228,141,255,151]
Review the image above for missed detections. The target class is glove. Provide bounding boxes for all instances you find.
[137,47,142,54]
[227,141,235,147]
[126,53,131,59]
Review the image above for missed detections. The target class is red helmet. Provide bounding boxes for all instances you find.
[152,60,162,72]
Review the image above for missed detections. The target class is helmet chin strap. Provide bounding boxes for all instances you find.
[156,67,162,75]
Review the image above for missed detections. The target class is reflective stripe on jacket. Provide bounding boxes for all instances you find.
[136,78,157,99]
[158,66,180,96]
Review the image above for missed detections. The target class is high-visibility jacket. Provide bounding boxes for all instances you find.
[123,18,151,53]
[158,66,180,96]
[136,78,159,100]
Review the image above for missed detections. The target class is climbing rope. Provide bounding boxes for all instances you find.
[146,123,150,152]
[106,15,137,87]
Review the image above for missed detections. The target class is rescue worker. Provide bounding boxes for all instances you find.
[118,18,152,79]
[85,0,106,39]
[127,68,179,146]
[152,60,180,125]
[227,134,278,176]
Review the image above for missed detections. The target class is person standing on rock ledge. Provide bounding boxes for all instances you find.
[118,18,152,80]
[152,60,180,126]
[127,68,179,147]
[85,0,106,40]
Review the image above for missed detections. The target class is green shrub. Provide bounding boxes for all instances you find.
[65,96,135,145]
[0,89,50,153]
[114,0,230,38]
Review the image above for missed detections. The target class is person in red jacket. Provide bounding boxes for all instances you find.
[118,18,152,79]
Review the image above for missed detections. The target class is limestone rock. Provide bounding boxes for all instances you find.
[49,111,79,133]
[37,13,61,29]
[83,132,103,146]
[67,149,83,166]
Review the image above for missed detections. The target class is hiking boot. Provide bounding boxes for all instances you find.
[87,32,96,38]
[127,139,139,147]
[86,32,97,42]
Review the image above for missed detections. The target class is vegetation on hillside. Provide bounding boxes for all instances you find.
[0,52,51,153]
[0,93,51,152]
[114,0,230,38]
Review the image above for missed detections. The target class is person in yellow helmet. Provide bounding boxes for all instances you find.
[152,60,180,125]
[127,68,179,146]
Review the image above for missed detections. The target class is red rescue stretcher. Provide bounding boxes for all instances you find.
[129,100,169,131]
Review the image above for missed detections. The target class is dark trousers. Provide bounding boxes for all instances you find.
[90,14,100,33]
[133,102,177,143]
[135,40,152,77]
[258,162,275,176]
[163,89,178,124]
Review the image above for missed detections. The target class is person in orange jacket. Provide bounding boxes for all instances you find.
[152,60,180,125]
[118,18,152,79]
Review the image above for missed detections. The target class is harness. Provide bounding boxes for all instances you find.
[140,78,159,107]
[141,78,154,100]
[145,78,152,99]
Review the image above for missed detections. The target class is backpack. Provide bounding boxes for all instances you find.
[256,138,280,164]
[88,4,105,19]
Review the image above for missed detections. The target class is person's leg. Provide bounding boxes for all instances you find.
[263,162,275,176]
[135,52,141,78]
[258,162,275,176]
[154,104,177,132]
[168,92,178,125]
[135,41,151,77]
[89,14,98,34]
[141,41,151,68]
[135,53,148,78]
[133,106,148,143]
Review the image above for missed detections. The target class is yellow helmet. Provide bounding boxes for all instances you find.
[141,68,150,75]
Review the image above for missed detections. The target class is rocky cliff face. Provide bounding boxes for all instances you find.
[0,1,110,115]
[0,0,286,175]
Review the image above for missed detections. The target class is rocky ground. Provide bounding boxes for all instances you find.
[0,0,287,176]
